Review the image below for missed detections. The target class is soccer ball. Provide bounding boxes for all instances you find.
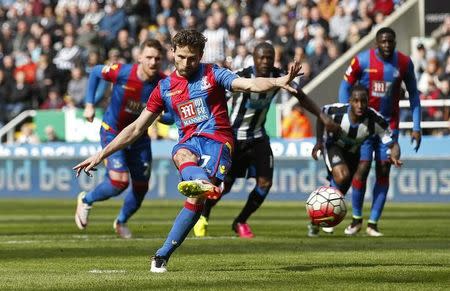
[306,186,347,227]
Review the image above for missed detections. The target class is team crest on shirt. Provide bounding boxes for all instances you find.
[201,76,212,90]
[102,63,119,73]
[371,81,392,97]
[177,97,209,126]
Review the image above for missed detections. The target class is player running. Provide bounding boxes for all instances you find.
[75,39,166,239]
[193,42,340,238]
[74,29,303,273]
[308,85,402,237]
[338,27,421,236]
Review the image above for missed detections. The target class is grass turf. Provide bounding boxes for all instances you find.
[0,199,449,290]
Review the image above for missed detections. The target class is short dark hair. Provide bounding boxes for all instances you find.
[376,27,396,40]
[254,42,275,54]
[140,39,163,52]
[172,29,207,52]
[350,84,369,99]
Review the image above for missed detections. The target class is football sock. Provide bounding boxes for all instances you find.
[235,186,268,223]
[367,222,378,229]
[156,201,203,259]
[117,181,149,224]
[178,162,209,181]
[369,176,389,223]
[350,178,366,218]
[201,198,220,219]
[351,218,363,226]
[83,178,128,205]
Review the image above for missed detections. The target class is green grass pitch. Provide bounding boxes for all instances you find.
[0,199,449,290]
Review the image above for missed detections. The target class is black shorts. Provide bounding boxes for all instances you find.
[324,144,359,177]
[227,137,274,179]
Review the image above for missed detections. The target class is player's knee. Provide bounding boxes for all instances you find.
[334,172,350,186]
[254,183,271,197]
[376,162,391,178]
[354,161,371,180]
[110,178,129,191]
[173,148,197,167]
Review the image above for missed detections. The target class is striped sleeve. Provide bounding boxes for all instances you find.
[370,108,393,145]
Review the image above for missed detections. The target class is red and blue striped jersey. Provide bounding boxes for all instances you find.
[85,63,165,133]
[338,48,421,133]
[146,63,238,145]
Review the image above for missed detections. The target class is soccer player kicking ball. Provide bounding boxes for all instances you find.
[339,27,421,236]
[194,42,340,239]
[75,40,166,239]
[74,29,303,273]
[308,85,403,237]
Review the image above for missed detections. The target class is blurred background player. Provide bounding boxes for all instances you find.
[309,85,402,237]
[74,29,303,273]
[75,39,165,239]
[193,42,340,239]
[338,27,421,236]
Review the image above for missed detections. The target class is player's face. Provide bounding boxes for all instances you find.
[376,33,396,59]
[350,91,368,117]
[254,48,274,77]
[139,46,162,78]
[173,45,202,78]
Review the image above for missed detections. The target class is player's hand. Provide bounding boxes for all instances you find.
[389,142,402,168]
[311,142,323,160]
[277,60,303,94]
[320,113,341,133]
[389,156,403,168]
[83,103,96,123]
[411,130,421,152]
[73,154,102,177]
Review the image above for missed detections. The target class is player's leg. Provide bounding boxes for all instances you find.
[343,137,373,235]
[194,143,247,237]
[75,142,130,230]
[232,138,273,238]
[151,138,232,272]
[366,141,392,237]
[114,141,152,238]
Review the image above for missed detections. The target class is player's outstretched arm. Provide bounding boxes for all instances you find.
[312,116,325,161]
[73,109,158,177]
[295,89,341,133]
[231,60,302,94]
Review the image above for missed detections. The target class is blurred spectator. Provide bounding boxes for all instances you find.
[273,24,295,69]
[232,44,253,71]
[329,4,352,52]
[40,87,65,110]
[12,20,30,52]
[39,33,56,60]
[317,0,338,21]
[308,6,329,37]
[53,35,81,92]
[0,69,11,126]
[66,66,87,108]
[16,123,39,144]
[202,15,229,65]
[309,40,331,77]
[418,57,441,95]
[43,125,62,142]
[371,0,394,16]
[282,103,313,138]
[411,43,428,80]
[262,0,286,26]
[99,3,127,47]
[81,1,104,30]
[353,0,373,37]
[14,52,37,85]
[112,29,134,63]
[35,53,59,104]
[7,71,33,121]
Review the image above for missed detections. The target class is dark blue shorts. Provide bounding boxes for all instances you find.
[172,136,232,181]
[359,134,397,162]
[100,128,152,181]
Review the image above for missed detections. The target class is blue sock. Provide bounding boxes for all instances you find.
[179,162,209,181]
[156,202,203,259]
[116,182,148,224]
[350,178,366,219]
[369,177,389,223]
[83,178,128,205]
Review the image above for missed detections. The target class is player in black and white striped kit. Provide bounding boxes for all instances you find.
[194,42,340,238]
[308,85,402,237]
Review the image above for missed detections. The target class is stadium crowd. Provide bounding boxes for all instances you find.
[0,0,447,140]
